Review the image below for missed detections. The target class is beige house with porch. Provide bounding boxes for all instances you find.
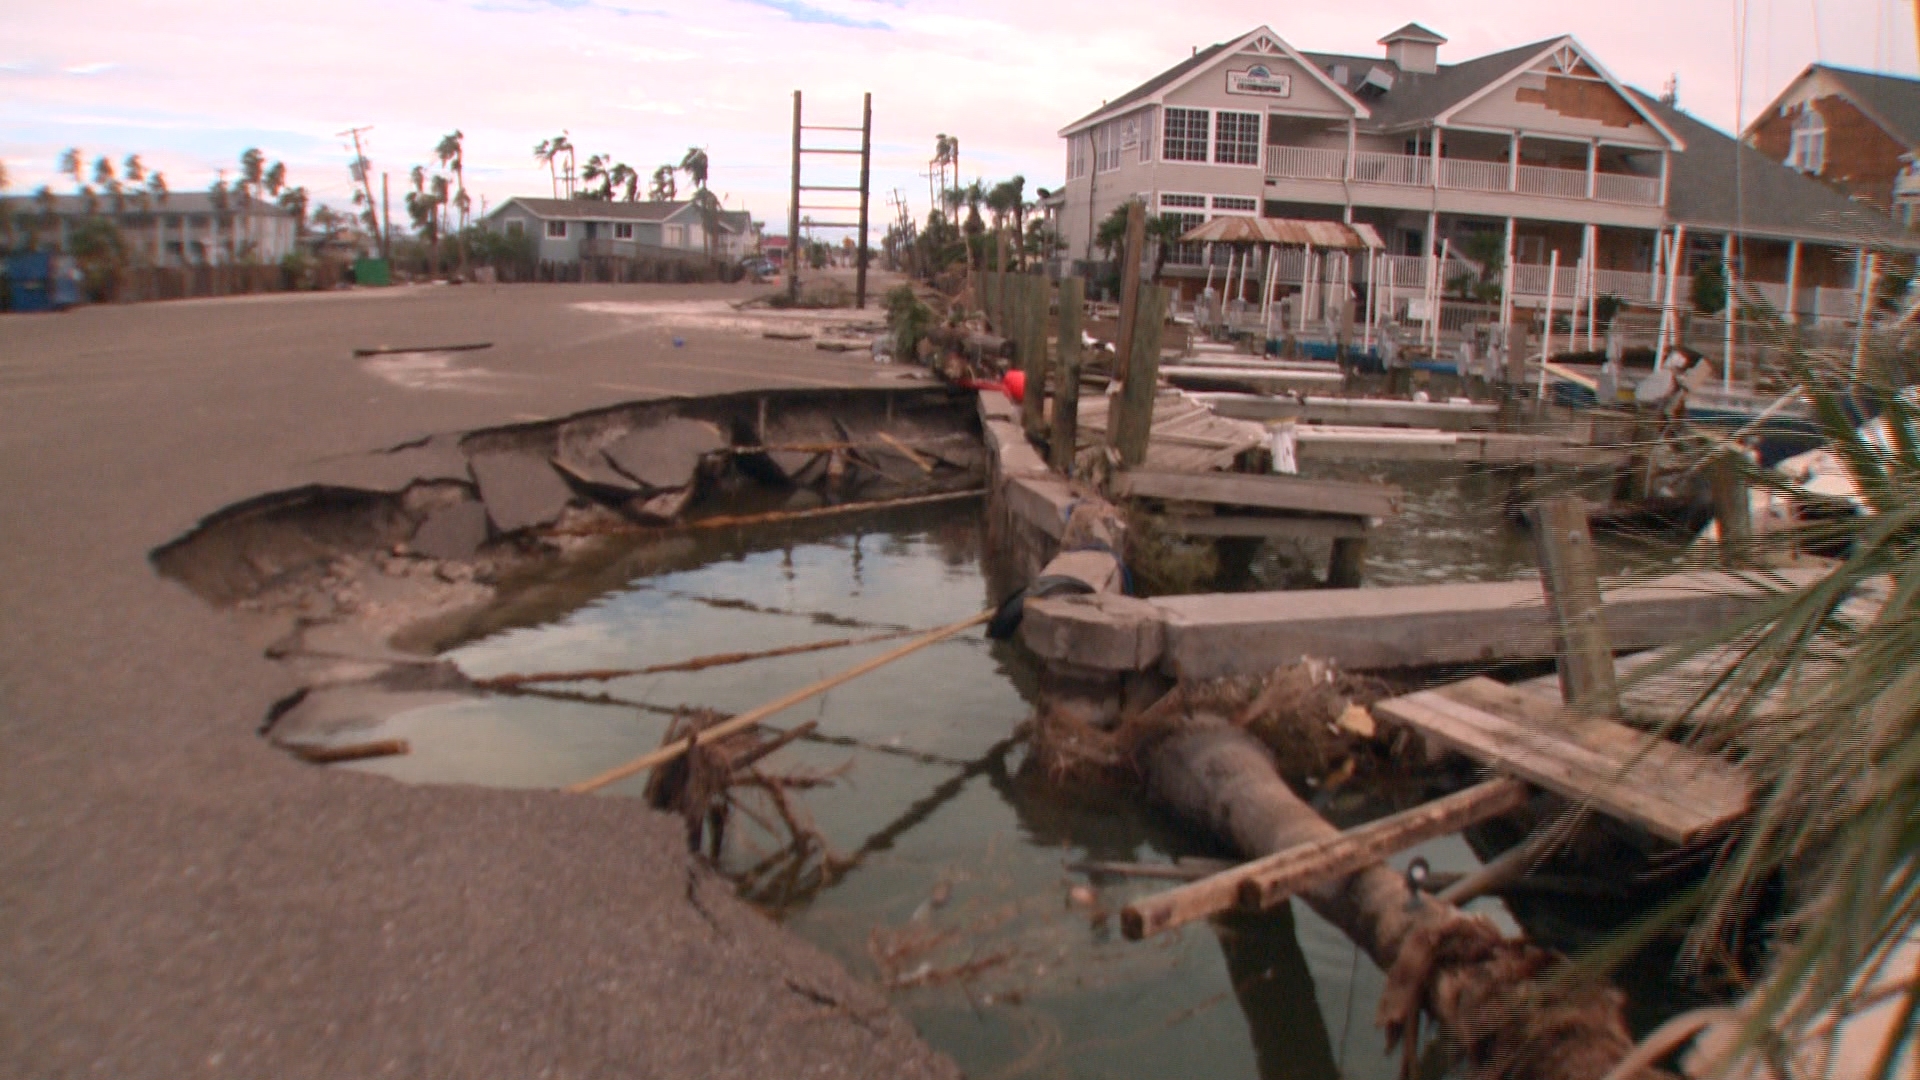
[1057,24,1919,328]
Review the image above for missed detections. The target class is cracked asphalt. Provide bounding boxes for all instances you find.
[0,279,960,1079]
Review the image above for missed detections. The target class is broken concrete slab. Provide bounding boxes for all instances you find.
[410,500,491,561]
[307,434,474,493]
[468,451,576,534]
[768,450,827,487]
[550,453,644,498]
[629,487,692,524]
[603,418,726,492]
[1021,592,1167,672]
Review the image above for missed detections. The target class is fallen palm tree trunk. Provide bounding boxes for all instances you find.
[1141,715,1662,1079]
[543,488,984,537]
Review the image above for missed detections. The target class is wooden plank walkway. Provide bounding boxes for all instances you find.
[1114,468,1401,519]
[1073,392,1267,473]
[1194,392,1500,431]
[1291,426,1630,467]
[1373,676,1751,845]
[1161,365,1347,394]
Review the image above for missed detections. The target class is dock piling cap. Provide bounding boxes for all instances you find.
[1003,370,1026,403]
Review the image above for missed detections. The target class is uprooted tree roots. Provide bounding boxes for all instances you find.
[1033,662,1669,1080]
[1029,659,1390,790]
[644,709,851,892]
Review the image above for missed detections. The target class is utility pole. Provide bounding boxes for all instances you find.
[856,92,873,309]
[337,126,382,251]
[788,91,803,304]
[381,173,393,262]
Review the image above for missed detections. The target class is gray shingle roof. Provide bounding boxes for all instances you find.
[1635,89,1920,251]
[490,197,752,233]
[1301,37,1560,131]
[1818,64,1920,148]
[1379,23,1447,45]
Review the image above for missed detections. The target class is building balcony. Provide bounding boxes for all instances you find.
[1264,145,1663,207]
[580,238,637,258]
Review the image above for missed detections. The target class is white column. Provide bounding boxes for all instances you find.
[1500,216,1516,331]
[1853,249,1878,373]
[1509,132,1521,191]
[1585,141,1598,199]
[1585,224,1599,351]
[1658,151,1671,207]
[1345,119,1357,181]
[1430,126,1444,188]
[1723,232,1738,389]
[1538,249,1560,400]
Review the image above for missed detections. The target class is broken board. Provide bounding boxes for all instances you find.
[1372,676,1750,845]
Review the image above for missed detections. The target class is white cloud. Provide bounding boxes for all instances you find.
[62,61,119,76]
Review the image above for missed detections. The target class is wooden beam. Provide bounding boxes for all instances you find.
[1158,514,1368,540]
[1707,451,1752,561]
[1371,676,1750,844]
[1111,200,1146,389]
[1119,776,1530,939]
[1115,468,1400,519]
[1531,495,1618,715]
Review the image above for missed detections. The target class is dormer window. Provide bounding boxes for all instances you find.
[1788,108,1826,174]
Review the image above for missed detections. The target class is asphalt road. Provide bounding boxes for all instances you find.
[0,279,960,1079]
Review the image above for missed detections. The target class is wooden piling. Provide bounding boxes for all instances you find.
[1109,283,1170,469]
[1019,276,1051,440]
[1050,276,1085,474]
[1326,536,1368,589]
[1111,201,1147,385]
[1707,451,1752,563]
[1531,494,1619,715]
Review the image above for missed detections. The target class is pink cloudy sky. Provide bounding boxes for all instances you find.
[3,0,1911,234]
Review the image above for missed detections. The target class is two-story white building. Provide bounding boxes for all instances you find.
[483,197,755,266]
[1058,24,1919,324]
[2,192,299,267]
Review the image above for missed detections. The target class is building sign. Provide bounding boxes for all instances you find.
[1227,64,1292,98]
[1118,116,1141,151]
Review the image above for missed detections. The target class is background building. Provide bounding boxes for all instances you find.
[483,198,754,267]
[1056,24,1919,325]
[2,192,298,266]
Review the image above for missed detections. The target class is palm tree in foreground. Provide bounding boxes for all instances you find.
[1607,308,1920,1074]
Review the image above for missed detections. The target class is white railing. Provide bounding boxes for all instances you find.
[1592,171,1661,206]
[1592,267,1656,299]
[1377,253,1430,289]
[1351,150,1431,187]
[1266,144,1347,181]
[1814,286,1861,319]
[1514,163,1590,200]
[1438,157,1510,193]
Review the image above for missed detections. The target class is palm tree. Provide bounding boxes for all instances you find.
[0,159,9,193]
[534,133,574,198]
[580,154,612,201]
[435,131,466,224]
[649,165,676,202]
[277,187,310,241]
[929,135,957,222]
[609,162,638,203]
[679,146,709,193]
[406,165,449,273]
[93,156,122,216]
[207,178,231,264]
[985,175,1024,267]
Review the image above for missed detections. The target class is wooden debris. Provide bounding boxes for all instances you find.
[472,628,915,689]
[565,608,993,794]
[280,738,411,764]
[352,342,492,357]
[1113,468,1400,519]
[1119,775,1528,940]
[542,488,985,537]
[1372,676,1751,845]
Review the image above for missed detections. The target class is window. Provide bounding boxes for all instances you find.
[1214,111,1262,165]
[506,220,523,236]
[614,222,634,239]
[1160,193,1206,208]
[1096,122,1125,172]
[546,220,567,238]
[1788,108,1827,174]
[1211,195,1257,212]
[1066,134,1090,180]
[1140,108,1155,162]
[667,225,686,247]
[1163,107,1210,162]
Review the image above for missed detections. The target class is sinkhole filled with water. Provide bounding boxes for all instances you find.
[317,462,1691,1079]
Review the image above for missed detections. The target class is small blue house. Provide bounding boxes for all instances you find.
[482,197,755,266]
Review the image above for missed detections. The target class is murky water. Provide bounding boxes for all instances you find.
[337,472,1679,1078]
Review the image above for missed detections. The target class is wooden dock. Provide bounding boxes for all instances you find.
[1161,365,1346,395]
[1018,568,1826,677]
[1194,392,1500,431]
[1288,426,1630,466]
